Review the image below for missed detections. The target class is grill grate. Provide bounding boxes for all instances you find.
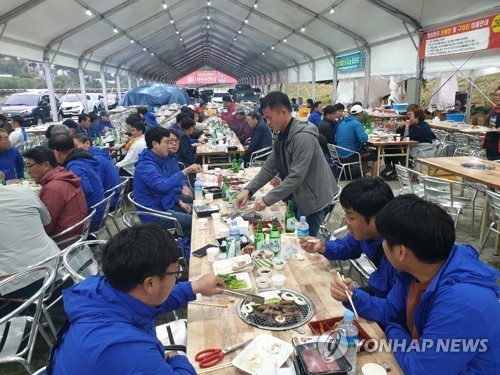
[236,289,315,331]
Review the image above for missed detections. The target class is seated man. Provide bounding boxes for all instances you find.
[76,113,93,139]
[23,147,87,245]
[8,115,27,147]
[87,113,100,140]
[73,133,121,209]
[62,119,78,136]
[134,127,201,236]
[307,101,323,126]
[51,223,224,374]
[300,177,397,298]
[116,121,147,176]
[317,105,338,144]
[137,106,159,128]
[335,104,378,176]
[330,195,500,374]
[227,105,252,144]
[97,110,114,135]
[0,128,24,182]
[123,115,143,151]
[243,111,273,165]
[175,117,196,168]
[49,134,105,232]
[41,124,70,148]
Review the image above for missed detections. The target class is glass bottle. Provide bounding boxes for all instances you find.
[269,218,281,257]
[254,219,266,251]
[221,175,229,201]
[285,200,295,233]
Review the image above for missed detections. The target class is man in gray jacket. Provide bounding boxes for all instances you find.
[236,92,338,236]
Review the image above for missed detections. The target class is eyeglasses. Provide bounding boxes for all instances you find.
[26,162,40,169]
[163,264,184,280]
[340,210,357,226]
[165,139,180,144]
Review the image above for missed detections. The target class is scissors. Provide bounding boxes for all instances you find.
[195,338,253,368]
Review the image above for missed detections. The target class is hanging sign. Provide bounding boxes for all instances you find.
[419,14,500,58]
[176,70,237,85]
[334,51,364,72]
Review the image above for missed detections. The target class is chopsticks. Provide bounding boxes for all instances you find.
[337,271,359,321]
[197,362,233,373]
[190,302,228,308]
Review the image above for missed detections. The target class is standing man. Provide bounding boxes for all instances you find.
[236,92,338,237]
[220,95,238,123]
[0,128,24,182]
[307,101,323,126]
[8,115,27,147]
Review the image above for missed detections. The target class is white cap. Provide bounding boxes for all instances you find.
[350,104,364,115]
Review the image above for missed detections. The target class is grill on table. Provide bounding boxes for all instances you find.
[236,288,315,331]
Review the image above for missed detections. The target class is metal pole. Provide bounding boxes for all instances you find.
[127,75,132,90]
[296,65,300,99]
[78,66,88,112]
[100,69,109,111]
[311,61,316,101]
[364,47,371,107]
[116,68,122,101]
[465,74,473,124]
[43,60,58,122]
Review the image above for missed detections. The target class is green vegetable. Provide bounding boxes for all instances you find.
[217,274,248,290]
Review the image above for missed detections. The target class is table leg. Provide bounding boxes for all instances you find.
[376,146,381,176]
[404,145,410,168]
[479,198,489,246]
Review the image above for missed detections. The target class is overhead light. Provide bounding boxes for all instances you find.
[207,25,210,28]
[301,27,305,32]
[143,47,147,51]
[207,16,210,20]
[176,31,179,34]
[163,3,167,9]
[271,46,274,49]
[244,19,248,23]
[283,38,287,42]
[254,3,257,8]
[180,38,183,41]
[207,1,211,5]
[234,38,237,41]
[238,30,242,34]
[85,9,92,16]
[151,53,154,56]
[330,8,335,14]
[113,28,118,33]
[262,52,265,55]
[130,39,135,43]
[170,20,174,23]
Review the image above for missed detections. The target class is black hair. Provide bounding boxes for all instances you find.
[131,121,146,133]
[340,177,394,223]
[78,113,90,123]
[335,103,345,111]
[290,98,297,103]
[137,106,148,115]
[222,95,233,103]
[176,113,186,123]
[62,119,78,130]
[125,114,142,126]
[89,113,99,123]
[181,117,195,130]
[323,105,336,116]
[352,101,363,107]
[48,134,75,152]
[260,91,291,113]
[11,115,24,126]
[183,108,196,121]
[313,101,322,109]
[376,195,455,264]
[44,124,55,139]
[23,146,58,168]
[102,224,180,292]
[145,126,170,149]
[247,111,262,122]
[169,128,179,139]
[0,114,6,123]
[73,133,92,146]
[306,98,313,104]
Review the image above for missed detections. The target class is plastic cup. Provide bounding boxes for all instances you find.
[270,274,286,288]
[202,164,209,172]
[255,276,270,289]
[205,193,214,203]
[198,218,208,230]
[206,247,219,263]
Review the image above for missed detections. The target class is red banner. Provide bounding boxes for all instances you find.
[176,70,237,85]
[419,14,500,58]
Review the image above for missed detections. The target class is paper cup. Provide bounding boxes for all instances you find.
[211,212,221,220]
[205,193,214,203]
[198,218,208,230]
[202,164,209,172]
[270,274,286,288]
[206,247,219,263]
[255,276,270,289]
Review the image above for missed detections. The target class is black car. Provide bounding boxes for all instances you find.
[1,91,60,125]
[232,84,259,103]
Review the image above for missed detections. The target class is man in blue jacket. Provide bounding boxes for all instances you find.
[307,101,323,126]
[97,110,114,134]
[49,134,105,232]
[76,113,93,140]
[243,111,273,165]
[51,223,225,374]
[138,106,159,127]
[134,127,201,237]
[73,133,121,209]
[330,195,500,375]
[0,128,24,181]
[300,177,397,298]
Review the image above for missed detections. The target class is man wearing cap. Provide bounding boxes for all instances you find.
[229,105,253,144]
[335,104,378,176]
[98,111,114,135]
[220,95,238,123]
[307,101,323,126]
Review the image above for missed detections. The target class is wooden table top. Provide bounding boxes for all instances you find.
[186,168,402,374]
[429,121,499,134]
[415,156,500,189]
[197,134,245,156]
[368,138,419,146]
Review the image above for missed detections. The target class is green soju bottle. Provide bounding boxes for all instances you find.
[221,175,229,201]
[254,219,266,251]
[285,200,295,233]
[269,218,281,257]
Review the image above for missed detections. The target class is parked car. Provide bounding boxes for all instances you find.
[60,93,98,118]
[1,91,61,125]
[211,92,227,104]
[253,87,263,98]
[232,84,259,102]
[87,93,104,111]
[200,89,213,103]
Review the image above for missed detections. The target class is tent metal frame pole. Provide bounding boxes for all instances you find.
[43,61,58,123]
[78,66,89,112]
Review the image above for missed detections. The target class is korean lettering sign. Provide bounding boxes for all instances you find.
[419,14,500,58]
[334,51,364,72]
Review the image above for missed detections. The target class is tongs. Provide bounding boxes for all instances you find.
[218,288,265,304]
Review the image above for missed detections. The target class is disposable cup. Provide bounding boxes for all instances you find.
[257,267,272,280]
[202,164,209,172]
[270,274,286,288]
[198,218,208,230]
[205,193,214,203]
[206,247,219,263]
[255,276,270,289]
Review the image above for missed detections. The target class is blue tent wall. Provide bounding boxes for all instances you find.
[120,84,190,111]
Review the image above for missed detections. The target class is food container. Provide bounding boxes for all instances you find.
[294,342,352,374]
[203,186,222,199]
[255,276,270,289]
[272,258,285,270]
[270,274,286,288]
[251,250,275,268]
[194,204,220,217]
[308,317,374,352]
[445,113,465,122]
[257,267,272,280]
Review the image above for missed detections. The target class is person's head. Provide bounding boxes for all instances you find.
[376,195,455,272]
[11,115,24,129]
[47,124,70,139]
[137,106,149,119]
[102,224,181,305]
[339,177,394,241]
[200,101,207,109]
[89,113,99,125]
[125,115,142,132]
[145,126,173,157]
[260,91,292,133]
[73,133,92,151]
[350,104,364,120]
[233,105,247,121]
[166,129,180,153]
[182,108,197,122]
[323,105,337,121]
[62,119,78,136]
[78,113,91,128]
[175,112,185,125]
[493,86,500,106]
[49,134,75,163]
[290,98,297,104]
[335,103,345,118]
[246,111,262,128]
[313,101,323,113]
[408,107,425,123]
[0,129,11,151]
[130,121,146,138]
[100,111,110,121]
[306,98,313,108]
[0,114,6,126]
[222,95,233,110]
[181,117,195,135]
[22,146,58,184]
[298,97,303,105]
[44,125,55,139]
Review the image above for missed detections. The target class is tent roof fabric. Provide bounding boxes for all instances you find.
[120,84,190,110]
[0,0,498,81]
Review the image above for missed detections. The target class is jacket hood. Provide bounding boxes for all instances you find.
[288,118,319,140]
[40,166,82,188]
[63,148,95,167]
[343,115,358,124]
[90,146,112,161]
[137,148,162,164]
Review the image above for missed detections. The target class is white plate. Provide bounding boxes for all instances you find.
[220,272,252,292]
[212,254,253,274]
[233,334,294,374]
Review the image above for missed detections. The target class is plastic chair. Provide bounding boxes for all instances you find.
[328,144,364,180]
[50,209,96,249]
[479,190,500,254]
[62,240,107,283]
[249,146,273,167]
[104,177,130,235]
[89,193,115,239]
[0,266,56,374]
[394,164,424,197]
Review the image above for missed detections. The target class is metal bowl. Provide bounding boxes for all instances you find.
[460,163,496,171]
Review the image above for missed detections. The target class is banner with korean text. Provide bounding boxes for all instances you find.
[419,14,500,58]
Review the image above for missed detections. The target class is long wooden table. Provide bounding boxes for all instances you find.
[429,121,499,135]
[415,156,500,254]
[196,133,245,166]
[367,138,419,176]
[186,168,402,374]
